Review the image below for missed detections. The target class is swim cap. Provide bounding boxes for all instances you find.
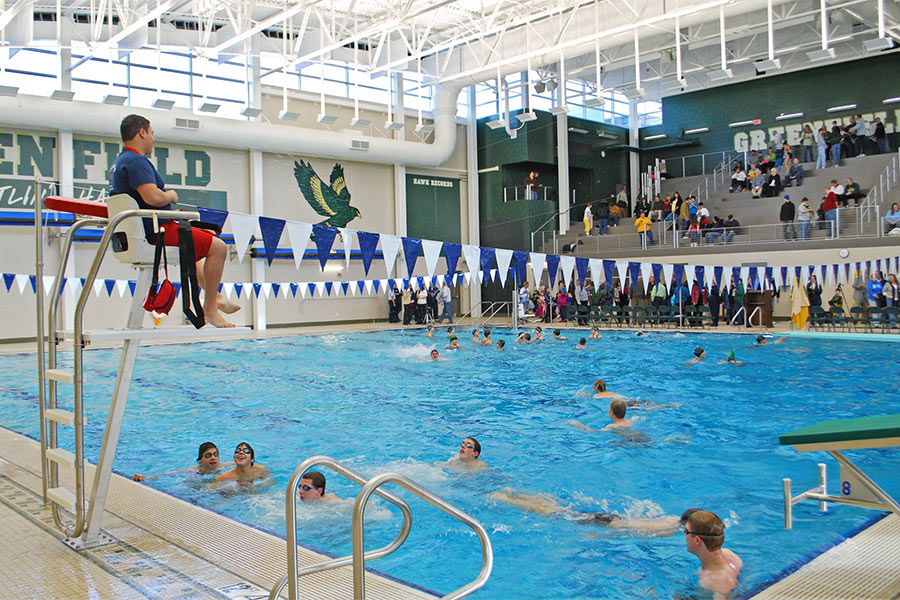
[756,335,765,343]
[693,347,704,357]
[553,329,561,335]
[449,335,458,341]
[727,350,736,361]
[536,326,543,332]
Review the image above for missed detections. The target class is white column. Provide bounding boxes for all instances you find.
[556,112,570,233]
[249,149,266,330]
[57,130,76,330]
[467,86,481,317]
[629,99,640,211]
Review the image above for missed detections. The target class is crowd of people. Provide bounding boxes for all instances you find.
[388,282,454,325]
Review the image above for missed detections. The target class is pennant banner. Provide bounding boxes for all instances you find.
[285,221,313,270]
[357,231,380,275]
[258,216,286,266]
[402,237,423,278]
[422,240,443,278]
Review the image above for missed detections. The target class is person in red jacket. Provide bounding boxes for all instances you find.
[823,187,839,238]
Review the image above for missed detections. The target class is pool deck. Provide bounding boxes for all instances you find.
[2,321,899,598]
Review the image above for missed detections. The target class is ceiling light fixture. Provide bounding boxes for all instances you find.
[643,134,667,141]
[684,127,710,134]
[826,104,856,112]
[153,99,176,110]
[728,119,760,127]
[775,112,804,120]
[241,106,262,118]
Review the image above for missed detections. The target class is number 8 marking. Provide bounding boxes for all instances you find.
[842,481,851,496]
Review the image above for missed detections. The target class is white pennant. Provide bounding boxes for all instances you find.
[801,267,810,286]
[16,274,29,294]
[42,275,55,295]
[92,279,104,298]
[223,282,234,299]
[464,272,472,286]
[299,283,307,298]
[339,228,354,272]
[705,265,716,289]
[530,253,546,286]
[462,244,480,277]
[229,212,258,264]
[826,265,836,286]
[379,279,388,294]
[662,264,675,287]
[261,282,272,299]
[350,283,356,296]
[775,268,785,290]
[282,282,292,298]
[589,258,603,284]
[640,262,652,293]
[364,279,373,295]
[615,261,628,287]
[558,256,576,287]
[315,281,326,297]
[422,240,443,278]
[495,248,513,287]
[739,266,749,287]
[285,221,313,270]
[68,278,82,299]
[116,279,129,298]
[380,234,402,277]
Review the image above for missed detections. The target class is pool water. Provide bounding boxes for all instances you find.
[1,329,899,599]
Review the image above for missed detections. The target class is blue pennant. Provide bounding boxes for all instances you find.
[443,242,461,275]
[575,257,589,287]
[357,280,365,294]
[672,264,684,288]
[128,280,136,296]
[444,274,452,287]
[401,237,422,278]
[780,267,788,287]
[29,275,37,293]
[694,265,704,287]
[748,267,759,289]
[512,251,528,285]
[357,231,380,275]
[307,283,317,297]
[764,267,773,288]
[104,279,115,296]
[258,216,286,266]
[603,260,615,291]
[480,247,495,285]
[271,283,281,298]
[732,267,741,286]
[714,266,724,289]
[253,283,262,297]
[3,273,15,292]
[386,279,394,293]
[58,277,67,296]
[197,207,229,230]
[546,255,560,285]
[652,263,663,285]
[417,276,424,289]
[402,278,410,290]
[324,281,333,296]
[341,281,350,295]
[290,283,298,297]
[234,283,243,298]
[373,279,381,293]
[312,225,338,270]
[628,262,641,289]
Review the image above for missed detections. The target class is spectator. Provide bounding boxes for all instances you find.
[635,211,655,247]
[852,270,867,306]
[816,126,828,169]
[806,274,823,307]
[885,202,900,235]
[772,130,785,158]
[678,192,691,233]
[583,203,593,236]
[749,165,764,198]
[883,273,899,311]
[729,166,747,192]
[867,272,884,308]
[659,159,670,179]
[616,185,629,217]
[784,159,803,187]
[708,283,722,326]
[762,167,781,198]
[780,195,796,240]
[650,194,665,221]
[822,187,839,238]
[595,199,610,235]
[800,124,815,163]
[704,216,725,245]
[649,276,667,308]
[723,215,740,243]
[830,121,842,166]
[440,283,453,323]
[525,171,540,200]
[556,281,569,322]
[843,177,863,207]
[854,114,867,157]
[402,286,413,325]
[698,202,710,222]
[830,179,846,207]
[873,117,888,154]
[798,197,813,240]
[635,196,652,218]
[731,277,745,324]
[688,216,700,247]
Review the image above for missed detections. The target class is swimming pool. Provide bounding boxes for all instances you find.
[2,329,899,599]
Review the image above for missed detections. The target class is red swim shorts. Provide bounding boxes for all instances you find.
[160,221,215,260]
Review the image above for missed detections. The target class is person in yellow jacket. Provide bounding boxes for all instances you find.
[635,211,655,246]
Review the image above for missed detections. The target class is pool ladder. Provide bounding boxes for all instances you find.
[34,192,248,548]
[268,456,493,600]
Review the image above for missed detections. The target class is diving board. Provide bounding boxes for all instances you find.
[780,414,900,529]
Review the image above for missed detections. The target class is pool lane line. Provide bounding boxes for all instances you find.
[735,511,890,600]
[0,472,234,600]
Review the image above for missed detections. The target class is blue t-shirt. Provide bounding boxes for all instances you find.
[108,149,171,236]
[867,280,883,301]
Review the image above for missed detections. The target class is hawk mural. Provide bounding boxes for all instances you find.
[293,160,361,229]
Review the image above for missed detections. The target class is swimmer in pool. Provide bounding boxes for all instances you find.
[133,441,230,481]
[481,329,494,346]
[446,326,455,337]
[446,335,461,349]
[515,332,532,344]
[552,329,568,340]
[213,442,271,486]
[446,437,487,471]
[753,334,786,346]
[687,347,706,365]
[488,488,681,534]
[719,350,743,365]
[575,337,587,350]
[496,340,506,351]
[683,508,743,597]
[591,378,624,399]
[420,348,445,361]
[533,326,545,341]
[570,399,632,432]
[471,329,481,344]
[299,471,341,502]
[426,325,435,339]
[589,326,603,339]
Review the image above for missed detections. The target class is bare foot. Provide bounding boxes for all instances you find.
[205,308,235,328]
[217,295,242,314]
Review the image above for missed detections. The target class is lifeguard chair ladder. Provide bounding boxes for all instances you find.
[35,193,248,547]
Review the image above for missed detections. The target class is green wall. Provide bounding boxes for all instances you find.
[406,173,461,244]
[640,53,900,172]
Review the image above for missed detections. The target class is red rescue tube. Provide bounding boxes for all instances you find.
[43,196,109,218]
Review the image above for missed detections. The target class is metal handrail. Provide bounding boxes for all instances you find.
[472,301,512,327]
[352,473,492,600]
[272,456,414,600]
[859,149,900,224]
[456,300,506,323]
[531,194,615,252]
[65,207,199,538]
